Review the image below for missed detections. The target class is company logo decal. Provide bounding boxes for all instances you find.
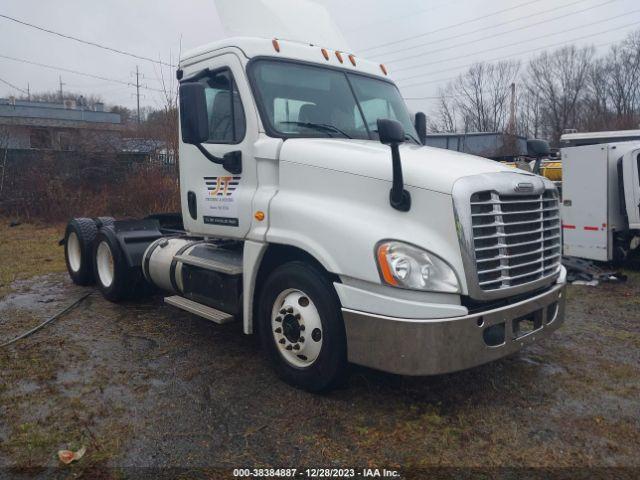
[205,176,241,197]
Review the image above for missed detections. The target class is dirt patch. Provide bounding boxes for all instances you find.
[0,247,639,476]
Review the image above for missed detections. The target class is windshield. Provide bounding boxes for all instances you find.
[249,59,419,143]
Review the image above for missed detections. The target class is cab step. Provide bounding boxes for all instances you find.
[173,244,243,276]
[164,295,235,324]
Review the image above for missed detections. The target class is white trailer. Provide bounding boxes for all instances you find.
[62,37,567,391]
[561,131,640,262]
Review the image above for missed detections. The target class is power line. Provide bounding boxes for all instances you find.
[398,25,638,90]
[373,0,594,60]
[0,52,166,93]
[384,0,615,65]
[0,13,176,68]
[359,0,546,53]
[0,75,28,95]
[343,0,465,34]
[395,14,640,81]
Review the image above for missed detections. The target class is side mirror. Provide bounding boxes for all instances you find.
[527,139,550,158]
[179,82,209,144]
[178,82,242,174]
[377,119,411,212]
[378,118,405,145]
[415,112,427,145]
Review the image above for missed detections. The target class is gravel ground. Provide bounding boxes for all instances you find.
[0,267,639,478]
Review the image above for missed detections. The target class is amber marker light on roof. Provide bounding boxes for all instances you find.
[348,54,356,66]
[380,64,388,75]
[335,51,344,63]
[272,39,281,52]
[321,48,330,60]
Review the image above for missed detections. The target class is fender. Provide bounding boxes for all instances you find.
[105,219,164,268]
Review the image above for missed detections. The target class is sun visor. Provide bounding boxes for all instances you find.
[213,0,350,52]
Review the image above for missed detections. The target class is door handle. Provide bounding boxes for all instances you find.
[187,191,197,220]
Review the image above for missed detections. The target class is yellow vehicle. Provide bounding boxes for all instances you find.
[539,161,562,181]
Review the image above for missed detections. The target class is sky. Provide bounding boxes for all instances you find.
[0,0,639,117]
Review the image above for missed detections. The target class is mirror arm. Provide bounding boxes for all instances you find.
[389,144,411,212]
[195,144,243,175]
[533,155,543,175]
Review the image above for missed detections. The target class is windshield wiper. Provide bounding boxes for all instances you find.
[373,129,420,145]
[279,121,353,139]
[405,133,421,145]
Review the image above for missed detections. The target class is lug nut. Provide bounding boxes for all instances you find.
[299,325,305,331]
[286,345,293,351]
[275,316,282,323]
[275,327,282,334]
[295,313,301,319]
[293,344,300,350]
[279,338,286,344]
[299,336,305,343]
[286,307,294,314]
[279,308,286,315]
[312,328,322,342]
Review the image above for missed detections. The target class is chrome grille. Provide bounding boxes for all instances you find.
[470,189,561,291]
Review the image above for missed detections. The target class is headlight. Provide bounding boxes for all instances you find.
[376,241,460,293]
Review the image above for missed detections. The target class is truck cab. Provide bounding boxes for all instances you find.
[64,37,567,391]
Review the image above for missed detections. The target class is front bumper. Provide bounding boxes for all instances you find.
[342,283,566,376]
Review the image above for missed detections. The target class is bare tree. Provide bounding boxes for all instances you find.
[20,90,104,108]
[605,30,640,129]
[429,61,520,134]
[580,57,611,132]
[151,45,181,172]
[452,61,520,133]
[430,87,458,133]
[517,88,542,139]
[524,46,594,143]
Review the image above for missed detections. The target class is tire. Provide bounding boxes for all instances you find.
[64,218,98,286]
[257,261,347,392]
[92,227,144,302]
[95,216,115,229]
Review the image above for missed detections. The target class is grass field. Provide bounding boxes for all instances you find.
[0,220,66,298]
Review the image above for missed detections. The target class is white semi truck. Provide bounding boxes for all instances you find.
[63,37,567,391]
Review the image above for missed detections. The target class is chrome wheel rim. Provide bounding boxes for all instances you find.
[67,232,82,273]
[271,289,323,368]
[96,241,115,288]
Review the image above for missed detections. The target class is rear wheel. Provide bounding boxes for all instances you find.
[64,218,98,286]
[258,261,347,392]
[93,228,144,302]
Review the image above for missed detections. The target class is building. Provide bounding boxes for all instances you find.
[0,97,123,153]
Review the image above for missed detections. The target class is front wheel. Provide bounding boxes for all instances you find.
[257,261,347,392]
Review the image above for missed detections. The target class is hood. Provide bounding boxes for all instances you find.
[278,139,531,194]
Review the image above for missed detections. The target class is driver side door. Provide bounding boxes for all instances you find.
[179,53,258,239]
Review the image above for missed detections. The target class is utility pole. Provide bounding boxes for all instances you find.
[59,76,65,103]
[135,65,141,124]
[508,82,516,135]
[130,66,146,124]
[27,83,30,101]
